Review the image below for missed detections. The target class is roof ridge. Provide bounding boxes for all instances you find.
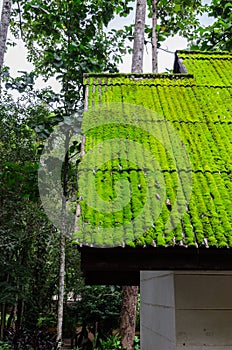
[177,50,232,57]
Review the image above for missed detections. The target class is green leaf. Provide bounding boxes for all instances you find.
[174,4,181,12]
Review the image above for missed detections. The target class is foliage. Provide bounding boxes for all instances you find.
[120,0,206,51]
[96,334,121,350]
[90,334,140,350]
[148,0,205,42]
[10,0,133,115]
[0,341,11,350]
[3,328,57,350]
[74,286,122,336]
[72,335,140,350]
[0,90,83,332]
[134,336,140,350]
[2,0,138,346]
[190,0,232,51]
[142,0,231,53]
[1,0,134,339]
[0,93,49,312]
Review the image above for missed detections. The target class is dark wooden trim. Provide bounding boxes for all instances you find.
[79,247,232,285]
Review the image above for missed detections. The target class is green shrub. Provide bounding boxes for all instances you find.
[96,334,121,349]
[0,341,12,350]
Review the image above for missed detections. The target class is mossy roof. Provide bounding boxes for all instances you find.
[76,51,232,249]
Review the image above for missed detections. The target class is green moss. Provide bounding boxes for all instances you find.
[79,52,232,248]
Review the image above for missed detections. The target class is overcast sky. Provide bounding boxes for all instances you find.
[1,0,213,91]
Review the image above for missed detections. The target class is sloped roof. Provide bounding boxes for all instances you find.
[77,51,232,251]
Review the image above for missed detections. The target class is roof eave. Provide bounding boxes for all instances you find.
[79,246,232,285]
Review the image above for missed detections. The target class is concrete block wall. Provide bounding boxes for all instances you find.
[140,271,232,350]
[175,273,232,349]
[140,271,176,350]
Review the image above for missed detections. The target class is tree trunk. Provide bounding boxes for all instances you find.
[0,0,12,67]
[1,274,11,339]
[56,229,66,348]
[56,131,70,348]
[120,286,138,350]
[6,305,15,329]
[152,0,158,73]
[119,2,145,348]
[131,0,146,73]
[0,303,6,340]
[15,299,24,332]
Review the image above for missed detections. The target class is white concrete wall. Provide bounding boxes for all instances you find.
[175,272,232,350]
[140,271,232,350]
[140,271,176,350]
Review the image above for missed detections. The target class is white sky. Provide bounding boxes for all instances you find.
[1,0,213,92]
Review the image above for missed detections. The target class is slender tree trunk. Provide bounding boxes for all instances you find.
[0,0,12,92]
[0,303,6,340]
[119,2,146,349]
[152,0,158,72]
[120,286,138,350]
[56,229,66,348]
[56,132,70,348]
[0,0,12,67]
[120,2,146,348]
[131,0,146,73]
[0,273,11,339]
[6,305,15,329]
[15,299,24,332]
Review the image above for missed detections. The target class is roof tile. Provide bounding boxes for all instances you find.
[76,51,232,248]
